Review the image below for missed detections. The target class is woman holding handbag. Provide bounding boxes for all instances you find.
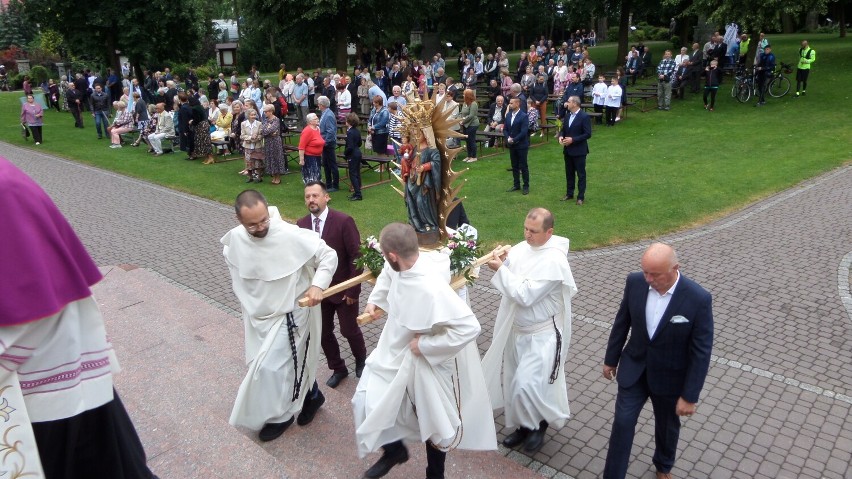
[20,93,44,145]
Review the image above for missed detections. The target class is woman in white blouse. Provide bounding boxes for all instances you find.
[336,81,352,122]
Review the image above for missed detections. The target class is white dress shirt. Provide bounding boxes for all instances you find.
[645,272,680,338]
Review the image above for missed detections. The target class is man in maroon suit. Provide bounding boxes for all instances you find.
[297,181,368,388]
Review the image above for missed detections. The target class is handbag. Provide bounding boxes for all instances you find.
[365,134,373,150]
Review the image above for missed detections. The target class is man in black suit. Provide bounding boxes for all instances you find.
[640,49,653,79]
[503,97,530,195]
[557,96,592,205]
[296,182,367,389]
[687,43,704,93]
[602,243,713,479]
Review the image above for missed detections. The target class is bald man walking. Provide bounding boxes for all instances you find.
[602,243,713,479]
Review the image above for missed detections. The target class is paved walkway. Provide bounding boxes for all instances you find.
[3,143,851,479]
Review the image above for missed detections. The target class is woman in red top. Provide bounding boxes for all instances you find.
[299,112,325,184]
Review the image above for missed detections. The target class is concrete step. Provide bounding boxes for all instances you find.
[96,265,540,479]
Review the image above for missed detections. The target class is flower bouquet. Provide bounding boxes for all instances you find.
[355,235,384,276]
[446,229,479,285]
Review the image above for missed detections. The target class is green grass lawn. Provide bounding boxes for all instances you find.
[2,34,849,250]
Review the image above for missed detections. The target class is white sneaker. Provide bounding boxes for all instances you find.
[35,142,40,145]
[110,144,122,148]
[615,117,621,122]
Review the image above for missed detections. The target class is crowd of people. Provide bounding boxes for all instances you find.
[28,30,814,208]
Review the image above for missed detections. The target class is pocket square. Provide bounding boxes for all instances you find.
[670,315,689,324]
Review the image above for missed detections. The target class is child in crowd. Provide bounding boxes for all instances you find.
[591,75,607,125]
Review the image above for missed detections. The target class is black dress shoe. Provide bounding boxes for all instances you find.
[522,187,529,195]
[296,389,325,426]
[326,371,348,388]
[561,195,573,201]
[327,187,339,192]
[506,186,520,192]
[349,195,363,201]
[501,427,531,448]
[523,420,548,452]
[355,358,366,378]
[364,447,409,478]
[258,417,294,442]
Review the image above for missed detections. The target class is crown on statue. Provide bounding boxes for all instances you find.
[399,97,434,133]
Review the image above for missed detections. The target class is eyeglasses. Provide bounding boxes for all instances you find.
[244,218,271,232]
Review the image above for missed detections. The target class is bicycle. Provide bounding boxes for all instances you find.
[731,65,755,103]
[768,62,793,98]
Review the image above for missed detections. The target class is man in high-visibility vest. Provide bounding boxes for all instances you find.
[796,40,816,97]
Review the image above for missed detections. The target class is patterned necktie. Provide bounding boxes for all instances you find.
[313,217,320,234]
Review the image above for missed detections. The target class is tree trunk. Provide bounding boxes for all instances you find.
[615,0,632,67]
[597,17,608,42]
[781,13,795,33]
[334,8,349,72]
[805,11,819,32]
[269,33,276,56]
[840,0,848,37]
[105,27,121,74]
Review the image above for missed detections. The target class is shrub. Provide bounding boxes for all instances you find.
[195,66,212,81]
[670,35,682,50]
[28,65,48,84]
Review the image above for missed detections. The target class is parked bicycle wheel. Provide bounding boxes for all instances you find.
[736,80,752,103]
[731,79,740,98]
[768,76,790,98]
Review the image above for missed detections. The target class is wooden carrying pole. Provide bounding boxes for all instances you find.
[356,245,511,325]
[297,271,375,308]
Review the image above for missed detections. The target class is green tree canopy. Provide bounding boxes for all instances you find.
[23,0,214,75]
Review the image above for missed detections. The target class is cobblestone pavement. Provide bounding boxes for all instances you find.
[5,144,851,479]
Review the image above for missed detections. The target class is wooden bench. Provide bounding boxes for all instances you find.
[336,152,394,191]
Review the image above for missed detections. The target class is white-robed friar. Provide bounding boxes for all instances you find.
[352,249,497,457]
[482,234,577,434]
[222,205,337,431]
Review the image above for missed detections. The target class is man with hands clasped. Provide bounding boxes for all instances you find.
[558,96,592,205]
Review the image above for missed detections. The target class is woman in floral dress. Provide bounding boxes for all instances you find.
[260,104,286,185]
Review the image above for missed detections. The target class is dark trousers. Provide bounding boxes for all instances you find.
[605,106,618,125]
[564,153,586,199]
[509,146,529,188]
[70,104,84,128]
[603,373,681,479]
[347,153,362,197]
[464,125,478,158]
[688,69,701,92]
[593,104,604,124]
[29,125,43,143]
[94,111,110,138]
[322,144,339,189]
[703,87,718,108]
[796,69,810,92]
[320,299,367,374]
[756,72,769,103]
[381,441,446,479]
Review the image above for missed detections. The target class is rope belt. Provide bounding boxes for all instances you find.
[286,312,310,401]
[549,315,562,384]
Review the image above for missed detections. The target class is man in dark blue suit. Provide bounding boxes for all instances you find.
[602,243,713,479]
[297,182,367,389]
[503,97,530,195]
[557,96,592,205]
